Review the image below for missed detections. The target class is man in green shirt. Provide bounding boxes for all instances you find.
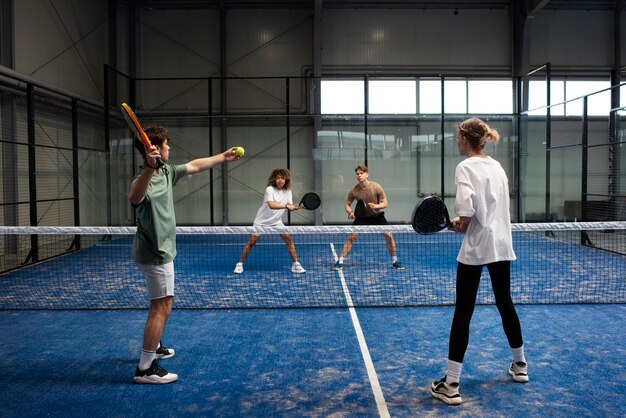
[128,124,240,384]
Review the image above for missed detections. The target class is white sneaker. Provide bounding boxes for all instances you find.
[291,262,306,274]
[133,360,178,384]
[429,376,462,405]
[155,340,175,360]
[234,262,243,274]
[509,361,529,383]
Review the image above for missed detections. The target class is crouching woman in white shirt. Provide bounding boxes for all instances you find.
[234,168,305,274]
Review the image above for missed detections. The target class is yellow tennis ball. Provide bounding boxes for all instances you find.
[235,146,245,157]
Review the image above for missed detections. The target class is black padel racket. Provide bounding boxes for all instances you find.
[411,195,452,234]
[354,200,367,218]
[299,192,321,210]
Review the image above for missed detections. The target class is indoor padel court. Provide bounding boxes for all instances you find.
[2,1,626,417]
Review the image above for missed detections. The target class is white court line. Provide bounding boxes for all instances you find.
[330,243,390,418]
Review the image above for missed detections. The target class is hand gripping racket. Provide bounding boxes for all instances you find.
[121,102,164,168]
[411,195,452,234]
[298,192,321,210]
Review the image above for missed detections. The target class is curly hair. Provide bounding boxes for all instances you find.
[267,168,292,190]
[133,125,169,159]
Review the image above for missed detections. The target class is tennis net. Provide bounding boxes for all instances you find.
[1,222,625,309]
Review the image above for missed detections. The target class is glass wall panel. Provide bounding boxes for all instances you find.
[550,146,582,220]
[367,116,419,222]
[316,116,365,224]
[289,117,315,225]
[522,118,548,221]
[226,124,289,225]
[79,149,109,225]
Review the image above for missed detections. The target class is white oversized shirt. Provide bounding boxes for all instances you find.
[253,186,293,226]
[454,156,516,265]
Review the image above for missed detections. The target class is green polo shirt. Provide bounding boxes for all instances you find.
[132,163,187,265]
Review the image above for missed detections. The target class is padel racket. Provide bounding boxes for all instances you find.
[411,195,452,234]
[121,102,164,168]
[353,200,367,218]
[299,192,321,210]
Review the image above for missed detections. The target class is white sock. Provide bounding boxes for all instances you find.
[339,257,344,263]
[446,360,463,384]
[511,345,526,364]
[139,349,157,371]
[392,256,398,263]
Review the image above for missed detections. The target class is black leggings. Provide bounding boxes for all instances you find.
[448,261,523,363]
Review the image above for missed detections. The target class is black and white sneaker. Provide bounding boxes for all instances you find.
[156,341,175,359]
[509,361,529,383]
[392,261,405,270]
[133,359,178,384]
[429,376,462,405]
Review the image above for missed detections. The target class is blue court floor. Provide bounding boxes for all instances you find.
[1,304,625,417]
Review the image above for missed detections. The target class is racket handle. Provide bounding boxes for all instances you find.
[155,157,165,168]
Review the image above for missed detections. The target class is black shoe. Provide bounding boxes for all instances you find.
[133,359,178,384]
[392,261,406,270]
[156,340,175,359]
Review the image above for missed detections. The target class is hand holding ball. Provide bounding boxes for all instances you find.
[235,147,245,157]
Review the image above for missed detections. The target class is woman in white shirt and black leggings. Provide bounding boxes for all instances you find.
[429,118,528,406]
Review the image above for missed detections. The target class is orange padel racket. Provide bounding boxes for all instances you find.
[121,102,164,168]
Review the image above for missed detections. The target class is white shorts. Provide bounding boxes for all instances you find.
[253,221,285,227]
[136,261,175,300]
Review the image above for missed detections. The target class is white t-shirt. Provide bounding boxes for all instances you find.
[454,156,516,265]
[253,186,293,226]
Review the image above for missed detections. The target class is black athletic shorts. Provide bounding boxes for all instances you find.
[353,212,388,226]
